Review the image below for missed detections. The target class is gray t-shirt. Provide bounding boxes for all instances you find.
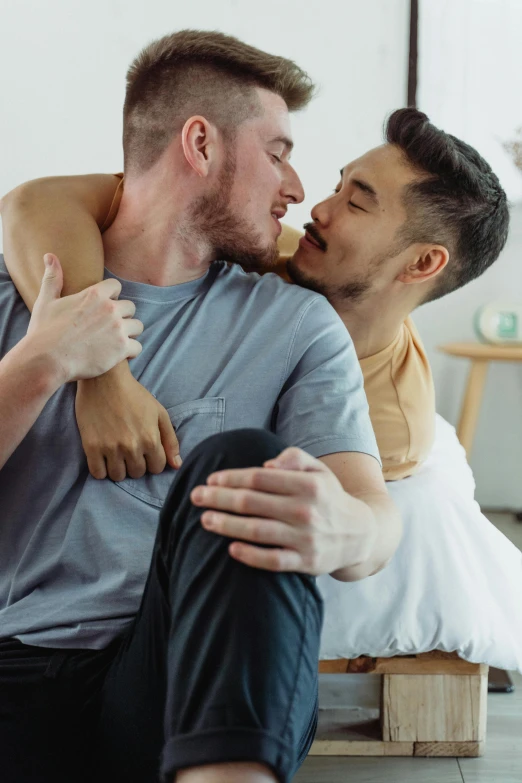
[0,256,379,649]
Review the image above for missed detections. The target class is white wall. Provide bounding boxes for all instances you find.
[0,0,409,235]
[415,0,522,508]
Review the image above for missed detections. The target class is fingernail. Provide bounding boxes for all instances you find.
[191,488,203,503]
[43,254,53,268]
[173,455,182,469]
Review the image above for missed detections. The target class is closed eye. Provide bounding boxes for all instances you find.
[333,187,364,211]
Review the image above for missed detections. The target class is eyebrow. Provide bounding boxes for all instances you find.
[270,135,294,153]
[340,168,380,206]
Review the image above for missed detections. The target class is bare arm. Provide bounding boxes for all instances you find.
[190,447,402,581]
[0,255,142,469]
[0,173,121,307]
[0,337,64,468]
[0,173,180,479]
[319,451,402,581]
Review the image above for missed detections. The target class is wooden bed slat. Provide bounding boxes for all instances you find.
[318,653,485,676]
[311,653,488,758]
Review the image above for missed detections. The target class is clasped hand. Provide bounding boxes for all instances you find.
[191,447,376,575]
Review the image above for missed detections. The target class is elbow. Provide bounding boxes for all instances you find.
[331,509,403,583]
[1,178,57,218]
[331,556,392,583]
[1,181,36,219]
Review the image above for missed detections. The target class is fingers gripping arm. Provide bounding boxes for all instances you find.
[0,172,180,479]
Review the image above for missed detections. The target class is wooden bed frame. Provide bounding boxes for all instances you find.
[310,652,488,758]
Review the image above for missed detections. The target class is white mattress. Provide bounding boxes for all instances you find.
[318,414,522,672]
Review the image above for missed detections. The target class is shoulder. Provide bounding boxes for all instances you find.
[366,317,434,407]
[393,317,432,379]
[213,262,341,324]
[364,317,435,478]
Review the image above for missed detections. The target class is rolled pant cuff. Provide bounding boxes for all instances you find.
[160,727,295,783]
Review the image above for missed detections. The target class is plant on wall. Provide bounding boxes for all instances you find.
[504,128,522,172]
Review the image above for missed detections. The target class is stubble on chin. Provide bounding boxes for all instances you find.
[191,195,279,272]
[189,150,279,272]
[286,257,328,295]
[233,240,279,272]
[286,254,374,304]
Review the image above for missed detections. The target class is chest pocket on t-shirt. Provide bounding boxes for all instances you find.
[115,397,225,508]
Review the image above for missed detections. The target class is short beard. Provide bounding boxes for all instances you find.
[287,234,410,305]
[190,145,279,272]
[286,258,374,304]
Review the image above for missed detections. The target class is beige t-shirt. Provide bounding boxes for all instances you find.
[103,177,435,480]
[274,225,436,480]
[359,318,435,480]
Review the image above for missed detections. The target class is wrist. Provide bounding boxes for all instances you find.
[77,358,131,389]
[331,497,379,581]
[15,335,67,395]
[331,492,402,582]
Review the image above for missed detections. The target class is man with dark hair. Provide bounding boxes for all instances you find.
[289,106,509,311]
[386,108,509,303]
[0,30,401,783]
[280,107,509,477]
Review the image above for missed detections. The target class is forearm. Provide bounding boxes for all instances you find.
[0,337,63,468]
[0,174,118,310]
[330,492,402,582]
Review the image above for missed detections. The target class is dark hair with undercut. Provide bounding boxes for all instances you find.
[386,108,510,303]
[123,29,315,175]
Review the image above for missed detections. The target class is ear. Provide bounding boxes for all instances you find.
[181,116,218,177]
[396,245,449,285]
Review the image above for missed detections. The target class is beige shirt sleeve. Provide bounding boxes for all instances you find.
[100,173,124,232]
[360,318,435,481]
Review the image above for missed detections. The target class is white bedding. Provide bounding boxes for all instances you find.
[317,414,522,672]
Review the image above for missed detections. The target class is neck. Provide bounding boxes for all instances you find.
[103,177,212,287]
[335,285,417,359]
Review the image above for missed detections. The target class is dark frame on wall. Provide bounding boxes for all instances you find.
[408,0,418,107]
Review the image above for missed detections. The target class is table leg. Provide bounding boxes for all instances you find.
[456,360,489,459]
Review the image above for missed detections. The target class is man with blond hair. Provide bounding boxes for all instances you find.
[0,29,401,783]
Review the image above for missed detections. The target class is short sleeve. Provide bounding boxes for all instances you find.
[100,174,124,232]
[273,296,381,463]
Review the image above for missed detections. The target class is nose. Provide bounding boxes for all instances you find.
[282,163,305,205]
[310,197,331,227]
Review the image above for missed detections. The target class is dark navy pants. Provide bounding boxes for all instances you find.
[0,430,323,783]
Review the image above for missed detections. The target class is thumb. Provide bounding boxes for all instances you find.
[38,254,64,301]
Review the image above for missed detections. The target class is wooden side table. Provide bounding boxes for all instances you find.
[439,343,522,694]
[438,342,522,459]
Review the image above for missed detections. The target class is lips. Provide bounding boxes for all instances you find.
[304,231,323,250]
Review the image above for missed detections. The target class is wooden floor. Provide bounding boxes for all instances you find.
[295,511,522,783]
